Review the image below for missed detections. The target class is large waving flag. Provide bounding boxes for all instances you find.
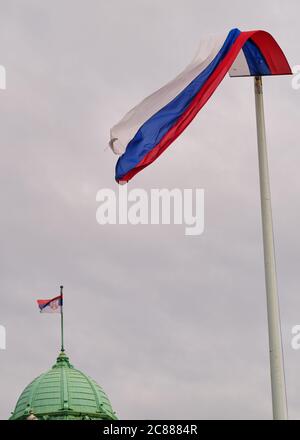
[110,28,291,183]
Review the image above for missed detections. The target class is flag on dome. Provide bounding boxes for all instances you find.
[109,28,291,183]
[37,295,63,313]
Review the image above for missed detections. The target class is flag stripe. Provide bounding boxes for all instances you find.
[251,31,291,75]
[228,48,251,76]
[242,39,271,76]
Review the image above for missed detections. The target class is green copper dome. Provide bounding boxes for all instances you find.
[10,352,117,420]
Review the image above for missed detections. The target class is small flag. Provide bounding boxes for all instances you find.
[37,295,63,313]
[110,28,291,183]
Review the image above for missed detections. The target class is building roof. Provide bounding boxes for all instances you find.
[10,351,117,420]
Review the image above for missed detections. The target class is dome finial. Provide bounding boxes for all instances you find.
[54,350,72,368]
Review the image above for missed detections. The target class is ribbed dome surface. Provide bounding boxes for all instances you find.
[10,352,117,420]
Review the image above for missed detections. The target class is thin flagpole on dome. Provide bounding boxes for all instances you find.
[60,285,64,352]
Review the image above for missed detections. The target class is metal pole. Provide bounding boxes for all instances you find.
[254,76,287,420]
[60,285,64,352]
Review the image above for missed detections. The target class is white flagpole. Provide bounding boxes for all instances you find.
[254,76,287,420]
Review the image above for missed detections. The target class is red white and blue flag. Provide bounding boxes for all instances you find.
[37,295,63,314]
[110,28,291,183]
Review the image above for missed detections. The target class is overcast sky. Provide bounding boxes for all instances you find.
[0,0,299,420]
